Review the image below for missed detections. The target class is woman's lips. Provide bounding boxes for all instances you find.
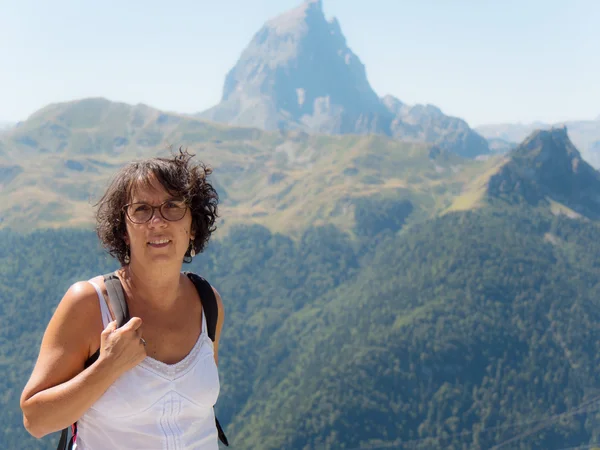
[147,240,171,248]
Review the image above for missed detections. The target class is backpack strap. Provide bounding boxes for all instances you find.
[184,272,218,341]
[57,423,77,450]
[184,272,229,446]
[103,271,130,326]
[83,272,128,369]
[56,428,68,450]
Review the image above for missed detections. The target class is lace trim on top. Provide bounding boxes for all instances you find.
[140,332,214,380]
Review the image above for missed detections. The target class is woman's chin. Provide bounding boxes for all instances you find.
[135,252,184,266]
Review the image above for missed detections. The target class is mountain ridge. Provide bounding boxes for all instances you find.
[1,101,595,238]
[446,127,600,219]
[0,97,478,235]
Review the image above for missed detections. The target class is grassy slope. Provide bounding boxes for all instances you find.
[0,98,493,237]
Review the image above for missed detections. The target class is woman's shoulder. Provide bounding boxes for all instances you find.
[30,277,107,368]
[52,276,107,328]
[65,276,105,303]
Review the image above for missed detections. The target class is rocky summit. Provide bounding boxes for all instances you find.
[200,0,390,135]
[199,0,489,158]
[487,126,600,218]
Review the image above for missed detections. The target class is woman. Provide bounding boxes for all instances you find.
[20,149,225,449]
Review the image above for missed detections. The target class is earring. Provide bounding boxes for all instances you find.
[124,247,130,264]
[190,240,196,258]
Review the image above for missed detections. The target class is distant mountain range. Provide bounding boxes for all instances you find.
[0,95,595,241]
[198,0,490,159]
[0,1,595,232]
[4,1,595,164]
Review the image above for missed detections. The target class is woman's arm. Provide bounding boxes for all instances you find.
[20,281,146,438]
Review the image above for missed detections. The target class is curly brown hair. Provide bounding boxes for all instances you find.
[95,148,219,265]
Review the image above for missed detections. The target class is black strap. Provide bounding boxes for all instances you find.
[184,272,229,446]
[58,271,229,448]
[216,417,229,447]
[56,425,75,450]
[184,272,218,341]
[57,428,67,450]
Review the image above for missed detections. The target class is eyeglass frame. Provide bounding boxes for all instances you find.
[122,198,189,224]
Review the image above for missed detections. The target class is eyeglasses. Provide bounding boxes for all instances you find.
[123,199,188,224]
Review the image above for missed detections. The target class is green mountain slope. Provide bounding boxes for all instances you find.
[215,128,600,449]
[0,229,119,449]
[220,208,600,450]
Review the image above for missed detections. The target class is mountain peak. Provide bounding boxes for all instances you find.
[197,1,489,158]
[487,127,600,218]
[265,0,326,35]
[199,0,391,134]
[518,126,577,156]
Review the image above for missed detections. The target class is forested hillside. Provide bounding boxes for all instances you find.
[4,200,600,449]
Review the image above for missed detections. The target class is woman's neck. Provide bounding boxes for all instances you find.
[119,261,183,312]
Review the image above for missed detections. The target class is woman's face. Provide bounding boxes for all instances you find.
[123,176,194,266]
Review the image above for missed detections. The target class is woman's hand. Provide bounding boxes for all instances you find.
[99,317,147,375]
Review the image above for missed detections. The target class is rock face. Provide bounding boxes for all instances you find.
[487,127,600,218]
[201,0,392,135]
[199,0,490,158]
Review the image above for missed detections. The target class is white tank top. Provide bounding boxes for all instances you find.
[73,280,221,450]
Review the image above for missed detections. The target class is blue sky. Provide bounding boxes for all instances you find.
[1,0,598,126]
